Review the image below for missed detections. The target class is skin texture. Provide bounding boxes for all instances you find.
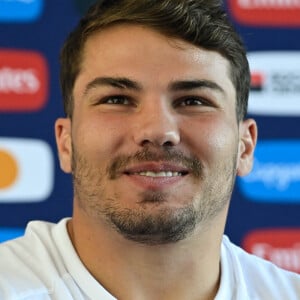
[55,25,257,300]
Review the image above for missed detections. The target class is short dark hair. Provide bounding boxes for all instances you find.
[60,0,250,121]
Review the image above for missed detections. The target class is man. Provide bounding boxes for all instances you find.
[0,0,299,299]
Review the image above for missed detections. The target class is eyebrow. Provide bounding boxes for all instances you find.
[83,77,142,96]
[168,79,225,94]
[83,76,225,96]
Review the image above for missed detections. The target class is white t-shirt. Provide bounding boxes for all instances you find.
[0,218,299,300]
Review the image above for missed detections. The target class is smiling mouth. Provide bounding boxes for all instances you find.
[121,161,190,182]
[130,171,187,177]
[121,163,190,190]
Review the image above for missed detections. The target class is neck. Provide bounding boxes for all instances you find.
[68,207,227,300]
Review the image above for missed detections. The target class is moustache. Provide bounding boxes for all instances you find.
[107,148,203,179]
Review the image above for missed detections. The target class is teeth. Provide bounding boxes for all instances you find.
[136,171,182,177]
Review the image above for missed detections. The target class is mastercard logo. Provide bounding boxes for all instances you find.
[0,149,18,189]
[0,138,54,203]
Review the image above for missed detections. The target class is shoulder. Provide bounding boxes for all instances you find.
[0,219,63,265]
[0,219,69,299]
[222,235,300,299]
[0,220,56,261]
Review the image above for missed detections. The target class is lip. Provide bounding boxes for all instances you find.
[122,162,189,191]
[123,162,189,174]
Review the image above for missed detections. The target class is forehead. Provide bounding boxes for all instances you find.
[75,24,235,97]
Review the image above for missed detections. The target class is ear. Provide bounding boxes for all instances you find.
[236,118,258,177]
[55,118,72,173]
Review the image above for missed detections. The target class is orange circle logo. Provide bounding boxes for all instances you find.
[0,149,18,189]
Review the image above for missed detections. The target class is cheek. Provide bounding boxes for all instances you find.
[183,118,238,163]
[72,113,127,160]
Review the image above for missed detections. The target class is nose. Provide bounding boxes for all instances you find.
[133,100,180,147]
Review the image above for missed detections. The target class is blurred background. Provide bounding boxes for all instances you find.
[0,0,299,273]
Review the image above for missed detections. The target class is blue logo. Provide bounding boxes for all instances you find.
[0,0,44,23]
[0,228,24,243]
[238,140,300,203]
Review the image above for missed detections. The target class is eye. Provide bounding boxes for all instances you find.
[176,97,206,107]
[102,95,131,105]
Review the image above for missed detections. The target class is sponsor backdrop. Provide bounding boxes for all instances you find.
[0,0,300,273]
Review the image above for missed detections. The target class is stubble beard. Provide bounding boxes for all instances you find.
[71,145,237,245]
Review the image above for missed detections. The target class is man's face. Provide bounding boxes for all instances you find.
[56,25,256,244]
